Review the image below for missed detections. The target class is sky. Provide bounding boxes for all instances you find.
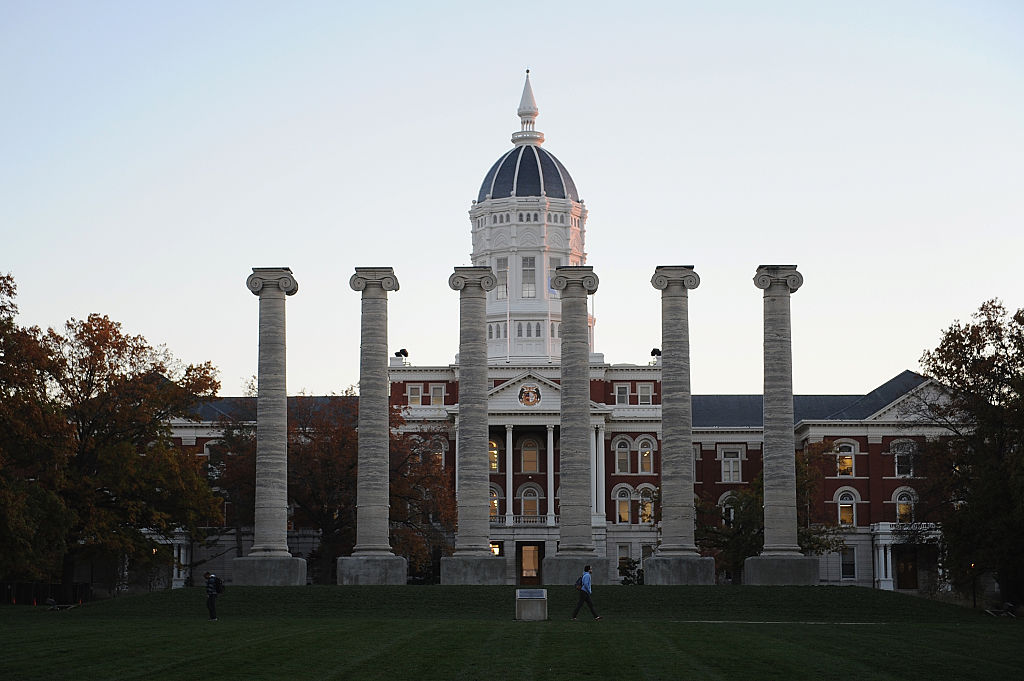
[2,1,1022,398]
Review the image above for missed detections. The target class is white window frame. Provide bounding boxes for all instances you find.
[520,438,540,473]
[893,487,917,524]
[835,440,857,477]
[637,383,654,405]
[840,547,856,580]
[615,487,631,524]
[835,487,860,526]
[892,440,917,478]
[614,438,631,474]
[495,257,508,300]
[638,438,655,474]
[406,384,422,406]
[717,444,746,483]
[521,256,536,298]
[614,383,630,405]
[429,383,445,406]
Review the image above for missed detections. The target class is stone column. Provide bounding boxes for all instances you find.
[338,267,407,585]
[233,267,307,586]
[546,425,556,526]
[442,267,504,584]
[744,265,818,585]
[596,424,606,517]
[505,425,513,525]
[543,266,609,584]
[645,266,714,585]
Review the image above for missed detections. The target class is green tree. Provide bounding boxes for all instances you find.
[917,299,1024,604]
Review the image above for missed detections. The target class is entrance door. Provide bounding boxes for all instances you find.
[517,543,544,585]
[895,547,918,590]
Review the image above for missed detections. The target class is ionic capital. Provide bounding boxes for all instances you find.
[551,266,599,294]
[652,265,700,291]
[754,265,803,293]
[350,267,400,292]
[449,266,497,292]
[247,267,299,296]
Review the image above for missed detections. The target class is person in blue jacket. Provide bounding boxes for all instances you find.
[572,565,602,620]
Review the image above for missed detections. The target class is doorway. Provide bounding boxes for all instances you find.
[517,542,544,585]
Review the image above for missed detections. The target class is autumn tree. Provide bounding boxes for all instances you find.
[212,395,455,584]
[41,312,222,593]
[695,441,843,582]
[917,299,1024,604]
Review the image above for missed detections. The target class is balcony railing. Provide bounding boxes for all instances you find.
[490,515,559,527]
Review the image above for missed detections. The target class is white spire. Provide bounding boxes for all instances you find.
[512,69,544,146]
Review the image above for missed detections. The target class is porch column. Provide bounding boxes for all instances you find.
[505,424,514,525]
[546,424,556,525]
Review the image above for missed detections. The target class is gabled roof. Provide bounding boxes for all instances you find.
[823,370,930,420]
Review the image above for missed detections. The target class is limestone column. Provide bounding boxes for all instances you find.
[442,267,503,584]
[744,265,818,585]
[233,267,306,586]
[546,425,556,526]
[505,425,513,525]
[338,267,407,585]
[543,266,609,584]
[645,266,714,585]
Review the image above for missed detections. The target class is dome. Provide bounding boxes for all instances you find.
[477,145,580,204]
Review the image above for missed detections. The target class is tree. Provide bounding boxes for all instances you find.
[695,441,843,582]
[917,299,1024,604]
[211,395,455,584]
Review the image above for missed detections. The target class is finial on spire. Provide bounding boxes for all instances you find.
[513,70,543,146]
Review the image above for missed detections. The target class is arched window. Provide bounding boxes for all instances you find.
[518,213,523,222]
[639,488,654,523]
[526,323,532,338]
[615,440,630,473]
[502,322,507,338]
[836,442,856,476]
[521,439,539,473]
[489,486,501,518]
[892,440,917,477]
[639,439,654,473]
[525,213,531,222]
[517,322,523,337]
[521,487,539,516]
[719,493,737,527]
[551,322,555,338]
[488,440,500,472]
[535,322,541,337]
[533,213,539,221]
[838,491,856,526]
[896,490,915,523]
[616,488,631,523]
[557,324,562,338]
[488,324,493,339]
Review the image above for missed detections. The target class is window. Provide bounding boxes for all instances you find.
[429,384,445,405]
[841,548,856,579]
[535,322,541,338]
[521,439,539,473]
[407,384,422,405]
[897,491,915,523]
[488,325,493,340]
[836,443,855,476]
[615,440,630,473]
[721,449,741,483]
[489,488,500,517]
[617,544,631,570]
[838,491,856,526]
[522,256,536,298]
[549,256,561,294]
[521,487,539,516]
[722,500,736,527]
[517,322,523,338]
[639,488,654,523]
[639,439,654,473]
[638,384,653,405]
[496,257,508,300]
[893,441,916,477]
[488,440,500,472]
[526,322,532,337]
[615,384,630,405]
[616,489,631,523]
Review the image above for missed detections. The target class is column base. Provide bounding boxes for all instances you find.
[440,556,507,585]
[542,555,613,586]
[743,554,819,585]
[232,555,307,586]
[337,555,408,585]
[643,555,716,585]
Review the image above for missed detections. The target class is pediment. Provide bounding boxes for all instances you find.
[488,371,563,412]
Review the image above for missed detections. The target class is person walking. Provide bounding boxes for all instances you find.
[572,565,601,620]
[204,571,219,621]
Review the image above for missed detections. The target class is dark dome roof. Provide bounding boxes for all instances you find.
[477,145,580,204]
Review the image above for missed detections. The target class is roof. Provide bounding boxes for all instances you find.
[190,395,357,423]
[477,145,580,203]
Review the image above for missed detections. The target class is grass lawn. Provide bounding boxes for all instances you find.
[1,585,1019,680]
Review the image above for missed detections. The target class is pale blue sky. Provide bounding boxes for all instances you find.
[3,1,1022,396]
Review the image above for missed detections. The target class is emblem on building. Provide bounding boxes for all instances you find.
[518,385,541,407]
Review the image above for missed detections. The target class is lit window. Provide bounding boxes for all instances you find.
[841,547,856,579]
[837,443,855,476]
[488,440,500,472]
[489,488,500,518]
[640,488,654,523]
[838,491,855,526]
[615,440,630,473]
[721,450,741,483]
[522,256,536,298]
[407,384,422,406]
[896,491,914,523]
[615,384,629,405]
[429,384,444,405]
[638,384,653,405]
[893,441,916,477]
[495,257,508,300]
[616,489,631,523]
[639,440,653,473]
[521,487,539,516]
[521,439,539,473]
